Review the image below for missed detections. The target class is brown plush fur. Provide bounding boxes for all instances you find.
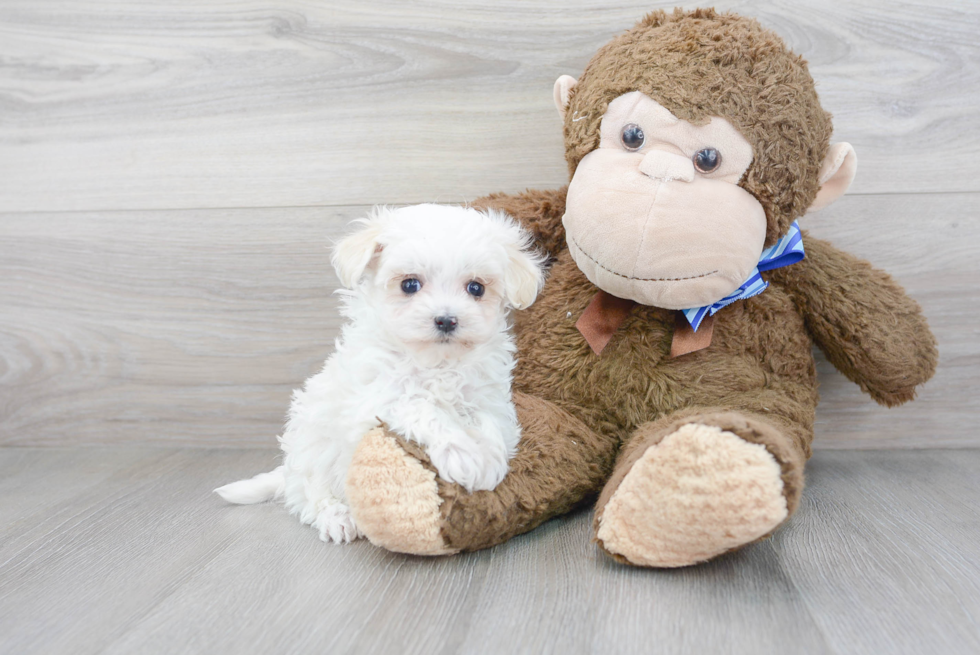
[769,238,938,406]
[391,392,620,551]
[434,180,934,555]
[345,10,938,563]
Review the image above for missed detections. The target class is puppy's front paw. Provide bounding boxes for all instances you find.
[313,501,362,544]
[428,439,508,493]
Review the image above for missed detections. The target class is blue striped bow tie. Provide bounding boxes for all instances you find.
[682,221,805,332]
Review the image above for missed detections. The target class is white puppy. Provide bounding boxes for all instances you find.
[215,204,545,543]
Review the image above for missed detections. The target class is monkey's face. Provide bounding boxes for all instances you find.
[563,92,767,310]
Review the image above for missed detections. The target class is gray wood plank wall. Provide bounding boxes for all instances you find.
[2,0,978,448]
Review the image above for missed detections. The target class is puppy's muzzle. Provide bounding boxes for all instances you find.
[434,315,458,334]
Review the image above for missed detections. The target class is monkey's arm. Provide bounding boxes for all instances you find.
[772,234,938,407]
[472,187,568,257]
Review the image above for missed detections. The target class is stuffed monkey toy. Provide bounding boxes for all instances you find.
[343,8,938,567]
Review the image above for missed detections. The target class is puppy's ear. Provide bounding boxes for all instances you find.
[332,210,386,288]
[494,213,546,310]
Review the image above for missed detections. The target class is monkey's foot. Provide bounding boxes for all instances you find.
[595,422,790,567]
[344,427,457,555]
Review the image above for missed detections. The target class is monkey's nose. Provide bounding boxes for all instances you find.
[434,315,458,333]
[638,150,695,183]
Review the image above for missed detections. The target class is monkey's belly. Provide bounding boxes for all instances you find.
[513,253,818,440]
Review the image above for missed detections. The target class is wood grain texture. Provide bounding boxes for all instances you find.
[1,193,975,448]
[0,447,977,654]
[779,450,980,654]
[0,205,356,447]
[1,0,978,212]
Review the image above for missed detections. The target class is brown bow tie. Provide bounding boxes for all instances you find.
[576,290,714,357]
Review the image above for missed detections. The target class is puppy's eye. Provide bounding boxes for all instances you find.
[693,147,722,173]
[401,278,422,294]
[621,124,645,151]
[466,281,485,298]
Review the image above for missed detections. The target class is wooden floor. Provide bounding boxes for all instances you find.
[1,447,978,655]
[3,1,980,653]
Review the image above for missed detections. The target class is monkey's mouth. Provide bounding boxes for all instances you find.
[568,235,718,282]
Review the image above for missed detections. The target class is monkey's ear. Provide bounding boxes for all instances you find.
[553,75,578,120]
[331,211,386,288]
[807,143,858,213]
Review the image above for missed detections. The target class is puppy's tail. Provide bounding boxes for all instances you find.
[214,466,285,504]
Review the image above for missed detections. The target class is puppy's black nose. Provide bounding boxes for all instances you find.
[434,315,458,333]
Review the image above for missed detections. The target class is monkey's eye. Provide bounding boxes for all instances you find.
[620,124,645,151]
[693,147,722,173]
[401,278,422,294]
[466,281,485,298]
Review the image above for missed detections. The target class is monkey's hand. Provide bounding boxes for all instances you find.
[772,234,937,407]
[471,187,568,259]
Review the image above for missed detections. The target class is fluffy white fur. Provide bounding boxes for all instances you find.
[215,204,546,544]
